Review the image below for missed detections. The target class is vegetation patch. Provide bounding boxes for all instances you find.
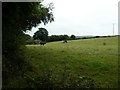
[7,36,117,88]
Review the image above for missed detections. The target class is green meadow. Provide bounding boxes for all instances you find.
[9,36,118,88]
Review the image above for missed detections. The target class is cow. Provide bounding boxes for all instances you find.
[63,40,68,43]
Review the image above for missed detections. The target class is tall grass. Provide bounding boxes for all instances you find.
[8,36,118,88]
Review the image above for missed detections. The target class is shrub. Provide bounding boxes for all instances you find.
[103,42,106,46]
[40,41,46,45]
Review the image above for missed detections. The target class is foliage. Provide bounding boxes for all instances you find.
[33,28,48,42]
[25,36,118,88]
[70,34,76,40]
[8,36,118,88]
[23,34,32,41]
[26,38,35,45]
[63,34,69,40]
[2,2,54,87]
[48,35,69,42]
[40,41,46,45]
[24,73,95,88]
[48,35,63,42]
[3,2,54,31]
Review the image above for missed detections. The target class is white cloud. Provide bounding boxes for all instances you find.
[26,0,119,36]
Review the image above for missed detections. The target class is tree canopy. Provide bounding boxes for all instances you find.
[2,2,54,87]
[3,2,54,53]
[33,28,48,41]
[70,35,76,40]
[23,34,32,41]
[63,35,69,40]
[3,2,54,31]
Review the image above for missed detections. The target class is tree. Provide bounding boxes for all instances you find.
[23,34,31,41]
[2,2,54,87]
[33,28,48,42]
[48,35,62,42]
[63,35,69,40]
[70,35,76,40]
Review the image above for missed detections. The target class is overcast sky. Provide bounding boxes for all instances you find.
[26,0,119,36]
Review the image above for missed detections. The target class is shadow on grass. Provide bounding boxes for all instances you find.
[24,69,97,89]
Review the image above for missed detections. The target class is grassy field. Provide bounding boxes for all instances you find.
[9,36,118,88]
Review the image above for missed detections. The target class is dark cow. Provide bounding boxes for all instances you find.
[63,40,67,43]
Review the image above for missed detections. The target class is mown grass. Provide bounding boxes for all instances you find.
[9,36,118,88]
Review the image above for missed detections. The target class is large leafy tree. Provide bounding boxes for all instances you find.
[2,2,54,86]
[70,34,76,40]
[3,2,54,55]
[63,34,69,40]
[23,34,32,41]
[33,28,48,41]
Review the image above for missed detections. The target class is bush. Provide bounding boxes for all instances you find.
[95,36,100,38]
[26,39,34,44]
[103,42,106,46]
[40,41,46,45]
[2,46,34,87]
[34,40,40,45]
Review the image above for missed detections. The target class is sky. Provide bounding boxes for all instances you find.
[26,0,119,36]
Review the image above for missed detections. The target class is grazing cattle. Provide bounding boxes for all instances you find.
[40,42,46,45]
[63,40,68,43]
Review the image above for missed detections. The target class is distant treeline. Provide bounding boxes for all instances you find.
[47,34,76,42]
[24,34,118,45]
[24,34,76,44]
[76,35,118,40]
